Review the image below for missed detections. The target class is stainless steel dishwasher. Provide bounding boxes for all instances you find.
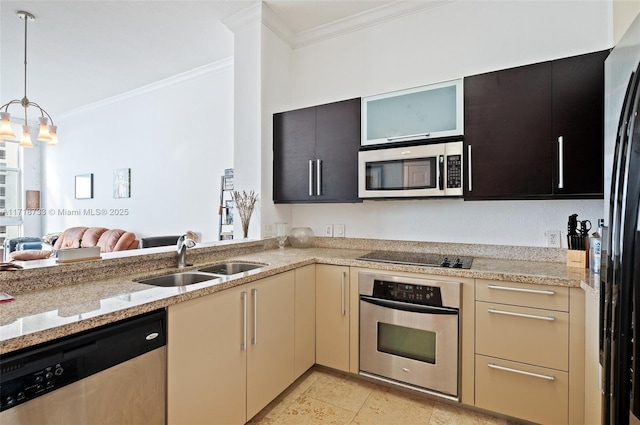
[0,309,166,424]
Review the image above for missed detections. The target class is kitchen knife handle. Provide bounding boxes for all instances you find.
[558,136,564,189]
[467,145,473,192]
[309,160,314,196]
[241,291,247,351]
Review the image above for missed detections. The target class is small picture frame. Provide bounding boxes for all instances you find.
[75,174,93,199]
[25,190,40,210]
[225,200,234,225]
[224,168,234,190]
[113,168,131,198]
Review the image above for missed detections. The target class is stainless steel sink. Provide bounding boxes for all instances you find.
[199,262,264,275]
[137,272,218,287]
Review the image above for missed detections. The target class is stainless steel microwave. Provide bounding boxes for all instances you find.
[358,141,463,198]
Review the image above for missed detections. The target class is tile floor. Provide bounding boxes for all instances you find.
[249,367,519,425]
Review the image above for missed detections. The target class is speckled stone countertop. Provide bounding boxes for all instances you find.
[0,238,592,355]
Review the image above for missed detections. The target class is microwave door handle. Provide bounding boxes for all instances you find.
[438,155,444,190]
[360,295,458,315]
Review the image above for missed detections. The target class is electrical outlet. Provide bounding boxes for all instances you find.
[545,230,562,248]
[263,224,273,238]
[325,224,334,237]
[335,224,346,238]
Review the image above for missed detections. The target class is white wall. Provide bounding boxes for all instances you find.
[42,61,234,243]
[261,1,611,247]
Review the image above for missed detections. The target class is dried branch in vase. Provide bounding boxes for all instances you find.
[231,190,259,238]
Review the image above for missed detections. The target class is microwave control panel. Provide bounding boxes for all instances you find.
[372,280,443,307]
[447,155,462,189]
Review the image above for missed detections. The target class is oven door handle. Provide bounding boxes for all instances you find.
[360,295,458,315]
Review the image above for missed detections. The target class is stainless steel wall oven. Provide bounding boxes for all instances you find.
[359,272,461,400]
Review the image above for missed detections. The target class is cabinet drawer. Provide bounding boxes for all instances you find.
[476,301,569,371]
[475,354,568,425]
[476,279,569,312]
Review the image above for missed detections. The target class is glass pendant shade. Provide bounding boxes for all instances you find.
[19,125,33,148]
[47,125,58,146]
[37,116,51,142]
[0,112,16,140]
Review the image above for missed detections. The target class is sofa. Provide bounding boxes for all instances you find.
[8,227,139,261]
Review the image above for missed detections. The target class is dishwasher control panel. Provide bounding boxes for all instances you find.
[0,308,166,413]
[1,359,78,411]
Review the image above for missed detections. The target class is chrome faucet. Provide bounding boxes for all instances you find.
[176,234,196,268]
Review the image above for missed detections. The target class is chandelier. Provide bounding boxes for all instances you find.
[0,11,58,147]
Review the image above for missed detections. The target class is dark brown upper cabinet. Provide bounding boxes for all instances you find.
[273,98,361,203]
[464,49,609,200]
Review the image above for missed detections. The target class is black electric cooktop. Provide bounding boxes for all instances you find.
[357,250,473,269]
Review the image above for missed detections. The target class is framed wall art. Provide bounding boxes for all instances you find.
[113,168,131,198]
[75,174,93,199]
[26,190,40,210]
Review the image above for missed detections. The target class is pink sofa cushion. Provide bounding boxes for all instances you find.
[8,250,53,261]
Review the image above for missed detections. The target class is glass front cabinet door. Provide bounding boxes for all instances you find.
[362,79,463,146]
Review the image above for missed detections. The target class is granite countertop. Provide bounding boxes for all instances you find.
[0,243,593,355]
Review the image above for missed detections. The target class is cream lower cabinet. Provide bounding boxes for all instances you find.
[474,279,584,425]
[246,272,295,420]
[315,264,350,372]
[168,284,247,425]
[294,265,316,379]
[168,271,295,425]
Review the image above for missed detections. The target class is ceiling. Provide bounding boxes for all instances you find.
[0,0,396,118]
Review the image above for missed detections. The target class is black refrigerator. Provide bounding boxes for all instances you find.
[602,13,640,425]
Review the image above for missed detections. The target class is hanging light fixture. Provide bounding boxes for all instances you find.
[0,11,58,147]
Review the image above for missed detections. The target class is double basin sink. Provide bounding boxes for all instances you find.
[137,262,265,287]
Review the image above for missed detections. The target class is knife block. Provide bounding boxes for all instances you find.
[567,248,588,268]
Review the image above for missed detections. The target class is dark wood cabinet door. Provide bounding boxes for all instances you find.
[315,98,361,202]
[273,106,316,202]
[464,62,553,199]
[552,50,609,198]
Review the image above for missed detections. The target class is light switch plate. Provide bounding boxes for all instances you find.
[325,224,334,237]
[335,224,345,238]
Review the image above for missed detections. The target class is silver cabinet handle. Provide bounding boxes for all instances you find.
[251,288,258,345]
[341,271,347,316]
[467,145,472,192]
[309,160,314,196]
[488,308,556,321]
[487,284,555,295]
[558,136,564,189]
[488,363,555,381]
[386,133,430,142]
[316,159,322,196]
[241,291,247,351]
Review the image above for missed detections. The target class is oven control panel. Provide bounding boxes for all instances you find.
[372,280,443,307]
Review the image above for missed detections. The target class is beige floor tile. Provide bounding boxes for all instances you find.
[351,386,435,425]
[273,395,356,425]
[249,369,323,424]
[429,402,510,425]
[303,371,377,413]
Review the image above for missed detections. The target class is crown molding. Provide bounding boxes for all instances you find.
[261,3,295,46]
[292,0,452,48]
[58,58,233,120]
[222,2,262,33]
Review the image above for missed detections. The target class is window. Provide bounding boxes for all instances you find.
[0,142,22,246]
